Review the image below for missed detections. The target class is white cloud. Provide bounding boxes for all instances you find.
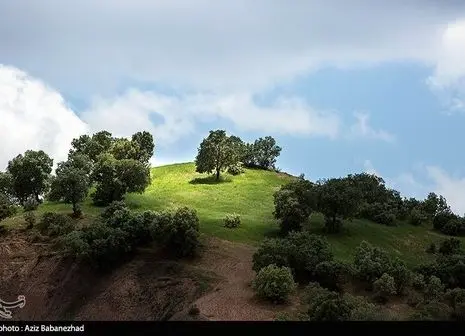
[80,89,341,145]
[350,112,395,142]
[428,19,465,111]
[0,65,88,170]
[363,160,381,176]
[0,1,463,97]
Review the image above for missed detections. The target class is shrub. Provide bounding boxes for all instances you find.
[23,196,39,212]
[409,302,451,321]
[439,238,462,255]
[424,276,445,303]
[353,241,391,285]
[223,213,241,229]
[344,294,384,321]
[24,211,36,229]
[373,273,397,303]
[433,211,457,232]
[304,283,352,321]
[441,219,464,236]
[411,273,426,290]
[409,208,428,226]
[445,288,465,320]
[37,212,74,237]
[286,232,333,279]
[373,211,397,227]
[160,207,200,257]
[227,162,244,176]
[0,194,16,222]
[101,201,128,221]
[426,242,437,254]
[252,238,290,272]
[252,264,296,302]
[313,261,351,292]
[389,257,411,294]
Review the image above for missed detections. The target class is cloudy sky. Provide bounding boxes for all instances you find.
[1,0,465,213]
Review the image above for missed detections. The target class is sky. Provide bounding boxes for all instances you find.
[1,1,465,213]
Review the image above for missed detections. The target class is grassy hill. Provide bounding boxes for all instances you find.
[4,162,461,266]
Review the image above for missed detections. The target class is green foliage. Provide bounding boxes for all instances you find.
[389,257,411,294]
[304,283,352,321]
[37,212,74,237]
[316,177,361,233]
[286,231,334,279]
[6,150,53,204]
[49,154,91,216]
[445,288,465,320]
[273,177,317,233]
[252,238,291,272]
[131,131,155,163]
[250,136,282,170]
[23,196,39,211]
[411,273,426,290]
[409,208,428,226]
[353,241,391,285]
[0,193,16,222]
[424,276,445,303]
[24,211,36,229]
[422,192,450,218]
[373,273,397,303]
[426,242,437,254]
[91,153,151,206]
[223,213,241,228]
[409,302,452,321]
[433,210,458,232]
[441,218,464,236]
[439,238,462,255]
[313,261,351,292]
[158,207,201,257]
[227,162,244,176]
[252,264,296,302]
[195,130,239,181]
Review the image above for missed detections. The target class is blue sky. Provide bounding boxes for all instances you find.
[1,1,465,213]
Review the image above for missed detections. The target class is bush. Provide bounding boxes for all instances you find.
[227,162,244,176]
[23,196,39,212]
[424,276,445,303]
[439,238,462,255]
[313,261,351,292]
[353,241,391,285]
[433,211,457,232]
[409,208,428,226]
[445,288,465,320]
[426,242,437,254]
[389,257,411,294]
[160,207,200,257]
[101,201,128,221]
[223,213,241,229]
[409,302,451,321]
[252,264,296,302]
[411,273,426,290]
[373,273,397,303]
[252,238,290,272]
[441,219,464,236]
[286,232,333,279]
[344,294,384,320]
[37,212,74,237]
[24,211,36,229]
[304,283,352,321]
[0,194,16,222]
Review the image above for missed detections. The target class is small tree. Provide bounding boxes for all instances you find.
[252,136,282,170]
[50,154,91,217]
[252,264,296,302]
[195,130,238,181]
[252,238,291,272]
[439,238,462,256]
[316,177,361,233]
[373,273,397,303]
[424,276,445,303]
[223,213,241,228]
[7,150,53,204]
[314,261,351,292]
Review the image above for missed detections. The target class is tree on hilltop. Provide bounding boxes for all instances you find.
[195,130,239,181]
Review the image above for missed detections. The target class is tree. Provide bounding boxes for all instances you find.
[7,150,53,205]
[373,273,397,303]
[131,131,155,163]
[0,193,16,222]
[195,130,238,181]
[252,264,296,302]
[422,192,450,218]
[317,177,361,233]
[0,172,13,200]
[273,177,317,233]
[69,131,114,163]
[49,154,92,216]
[252,136,282,170]
[91,153,151,206]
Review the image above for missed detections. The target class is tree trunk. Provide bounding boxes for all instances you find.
[216,169,220,181]
[72,202,78,217]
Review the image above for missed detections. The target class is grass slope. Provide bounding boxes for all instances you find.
[3,162,462,266]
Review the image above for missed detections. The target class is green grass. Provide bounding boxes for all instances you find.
[3,162,463,267]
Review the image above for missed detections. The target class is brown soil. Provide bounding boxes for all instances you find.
[0,231,300,321]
